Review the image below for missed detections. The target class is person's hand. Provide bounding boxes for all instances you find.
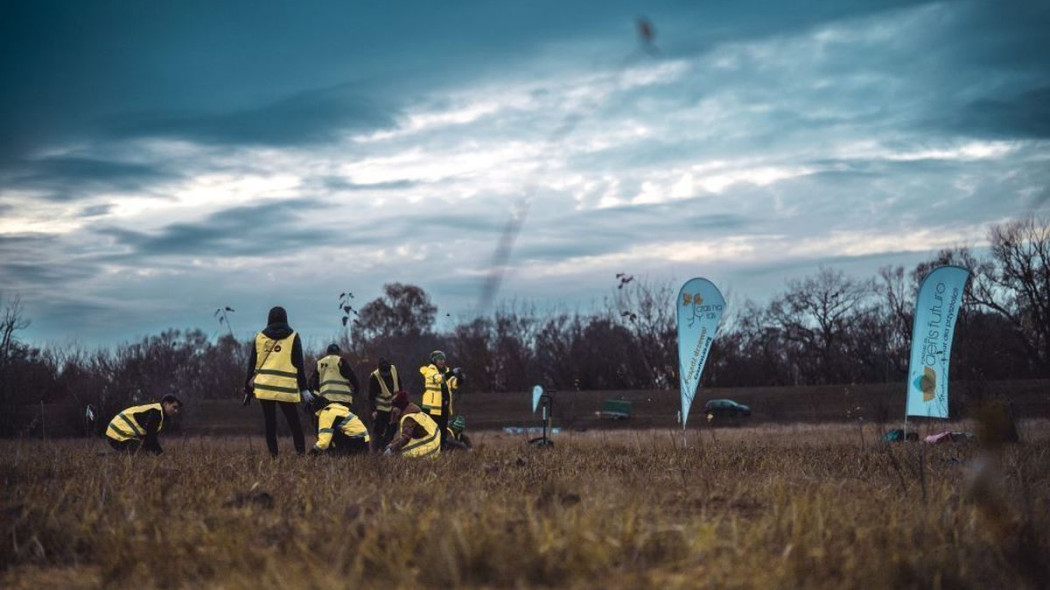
[382,447,393,456]
[242,391,253,407]
[308,447,321,456]
[452,367,463,376]
[301,390,316,404]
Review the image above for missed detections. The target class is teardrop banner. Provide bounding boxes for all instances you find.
[905,265,970,419]
[532,385,544,414]
[677,278,726,429]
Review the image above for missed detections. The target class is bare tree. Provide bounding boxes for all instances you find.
[611,277,676,389]
[969,217,1050,375]
[0,294,32,406]
[768,267,875,384]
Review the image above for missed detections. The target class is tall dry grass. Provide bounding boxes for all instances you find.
[2,422,1048,589]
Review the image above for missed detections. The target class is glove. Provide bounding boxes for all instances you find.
[242,391,253,407]
[301,390,316,404]
[452,367,462,376]
[382,447,393,456]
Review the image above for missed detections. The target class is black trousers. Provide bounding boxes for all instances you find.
[428,411,449,448]
[108,437,141,453]
[373,410,393,450]
[260,399,305,456]
[329,432,370,455]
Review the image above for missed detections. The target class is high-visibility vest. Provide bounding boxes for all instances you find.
[317,354,353,404]
[420,364,458,416]
[399,411,440,459]
[370,365,400,412]
[106,402,164,442]
[314,403,370,451]
[252,331,301,403]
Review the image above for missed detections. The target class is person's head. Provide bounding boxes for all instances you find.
[378,358,391,374]
[161,394,183,417]
[267,306,288,325]
[390,390,409,419]
[326,343,341,355]
[450,415,466,433]
[429,350,447,369]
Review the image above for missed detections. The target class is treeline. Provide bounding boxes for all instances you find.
[1,217,1047,435]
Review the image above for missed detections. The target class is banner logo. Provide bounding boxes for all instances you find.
[913,366,937,401]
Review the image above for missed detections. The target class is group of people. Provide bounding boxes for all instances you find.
[104,306,472,457]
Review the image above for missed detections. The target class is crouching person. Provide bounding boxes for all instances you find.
[310,400,372,456]
[383,391,440,459]
[444,415,473,451]
[105,394,183,455]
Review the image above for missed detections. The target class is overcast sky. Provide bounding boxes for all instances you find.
[1,0,1048,346]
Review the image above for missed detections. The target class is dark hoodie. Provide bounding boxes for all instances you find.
[244,306,309,394]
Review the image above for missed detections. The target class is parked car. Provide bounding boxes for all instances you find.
[703,399,751,424]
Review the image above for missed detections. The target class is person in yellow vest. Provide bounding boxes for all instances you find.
[383,391,440,459]
[308,399,372,456]
[308,344,360,406]
[419,350,463,448]
[105,394,183,454]
[444,415,473,451]
[368,357,400,449]
[244,306,311,457]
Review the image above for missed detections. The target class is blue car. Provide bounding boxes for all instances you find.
[703,399,751,423]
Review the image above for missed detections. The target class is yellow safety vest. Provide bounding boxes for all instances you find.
[400,411,440,459]
[317,354,353,404]
[314,404,370,451]
[370,365,400,412]
[252,331,301,403]
[420,364,458,416]
[105,402,164,442]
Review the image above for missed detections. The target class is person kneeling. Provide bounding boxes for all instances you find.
[383,391,441,459]
[105,394,183,455]
[310,400,372,456]
[444,415,473,451]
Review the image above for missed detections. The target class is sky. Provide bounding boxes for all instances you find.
[1,0,1048,346]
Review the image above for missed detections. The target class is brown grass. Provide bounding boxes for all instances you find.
[2,422,1049,589]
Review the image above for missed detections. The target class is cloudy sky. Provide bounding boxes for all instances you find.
[1,0,1048,345]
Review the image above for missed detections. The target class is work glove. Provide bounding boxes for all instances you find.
[301,390,316,404]
[242,391,253,407]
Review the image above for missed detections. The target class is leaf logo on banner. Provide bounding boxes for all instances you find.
[914,367,937,401]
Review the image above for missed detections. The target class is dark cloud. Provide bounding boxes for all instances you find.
[320,177,418,192]
[947,87,1050,139]
[99,198,338,257]
[109,85,398,147]
[80,204,113,217]
[0,261,98,287]
[515,209,750,261]
[4,156,177,202]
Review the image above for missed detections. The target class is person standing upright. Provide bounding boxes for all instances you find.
[310,344,360,407]
[245,306,310,457]
[368,357,400,449]
[419,350,463,448]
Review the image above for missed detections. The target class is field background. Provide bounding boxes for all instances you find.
[2,422,1049,590]
[10,379,1050,439]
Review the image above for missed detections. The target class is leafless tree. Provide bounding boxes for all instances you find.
[768,267,875,384]
[969,217,1050,375]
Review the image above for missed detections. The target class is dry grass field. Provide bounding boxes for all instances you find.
[2,422,1049,590]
